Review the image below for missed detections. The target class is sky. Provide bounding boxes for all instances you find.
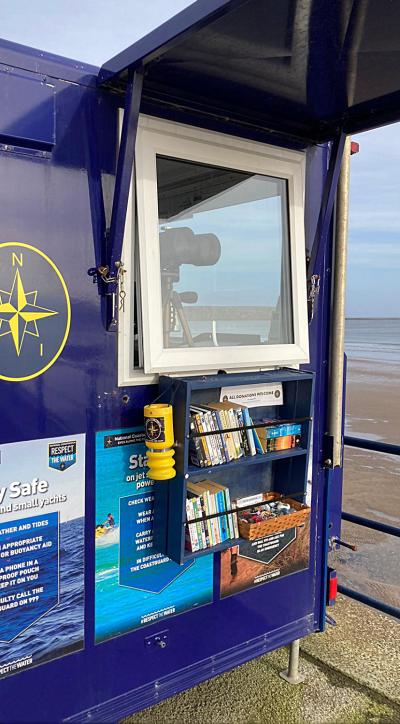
[0,0,399,317]
[347,125,400,317]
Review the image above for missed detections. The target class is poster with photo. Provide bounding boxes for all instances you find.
[220,521,310,598]
[95,427,213,643]
[0,434,85,679]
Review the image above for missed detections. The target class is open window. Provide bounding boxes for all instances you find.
[119,116,308,384]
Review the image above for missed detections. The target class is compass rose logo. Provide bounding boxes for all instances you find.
[0,268,58,355]
[145,417,165,442]
[0,243,71,382]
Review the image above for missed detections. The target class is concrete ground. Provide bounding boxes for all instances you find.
[125,595,400,724]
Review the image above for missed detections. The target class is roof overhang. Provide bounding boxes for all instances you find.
[99,0,400,145]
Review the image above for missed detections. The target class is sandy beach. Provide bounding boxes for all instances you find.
[332,353,400,610]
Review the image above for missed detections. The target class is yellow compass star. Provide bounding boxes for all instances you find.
[0,269,58,356]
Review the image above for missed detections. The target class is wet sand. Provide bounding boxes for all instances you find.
[331,357,400,609]
[345,358,400,445]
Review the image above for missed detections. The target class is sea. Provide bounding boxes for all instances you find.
[0,517,84,677]
[338,318,400,609]
[345,318,400,363]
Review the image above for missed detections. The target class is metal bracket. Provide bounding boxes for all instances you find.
[323,434,334,468]
[325,613,337,627]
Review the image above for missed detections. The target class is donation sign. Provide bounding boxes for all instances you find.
[220,383,283,408]
[220,521,310,598]
[0,435,85,679]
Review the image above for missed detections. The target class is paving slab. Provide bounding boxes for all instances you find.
[125,596,400,724]
[302,594,400,705]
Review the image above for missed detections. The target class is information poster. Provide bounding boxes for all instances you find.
[220,521,310,598]
[95,428,213,643]
[0,435,85,679]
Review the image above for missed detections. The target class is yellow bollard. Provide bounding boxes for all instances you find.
[144,403,176,480]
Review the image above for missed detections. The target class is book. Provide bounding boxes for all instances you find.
[211,410,227,464]
[212,409,230,462]
[186,480,237,550]
[224,402,253,456]
[241,406,257,456]
[187,481,214,545]
[189,408,302,467]
[220,409,236,460]
[191,498,204,549]
[206,402,244,459]
[191,403,236,464]
[189,416,205,467]
[227,408,244,458]
[252,425,264,454]
[188,481,218,544]
[191,410,212,466]
[198,410,217,466]
[191,406,222,466]
[202,479,234,543]
[235,407,250,456]
[209,411,225,464]
[185,498,200,552]
[254,420,303,453]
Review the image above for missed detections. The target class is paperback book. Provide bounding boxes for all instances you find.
[185,479,239,552]
[189,403,303,467]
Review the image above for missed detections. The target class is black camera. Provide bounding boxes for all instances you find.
[159,227,221,278]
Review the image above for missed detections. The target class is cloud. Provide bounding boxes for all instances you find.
[349,124,400,234]
[345,124,400,313]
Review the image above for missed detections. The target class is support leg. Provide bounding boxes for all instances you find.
[279,639,306,684]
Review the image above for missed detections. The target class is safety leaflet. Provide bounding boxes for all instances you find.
[95,427,213,643]
[0,435,85,680]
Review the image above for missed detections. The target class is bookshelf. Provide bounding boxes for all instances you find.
[153,369,314,564]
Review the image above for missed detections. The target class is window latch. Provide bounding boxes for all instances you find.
[307,274,320,322]
[88,261,126,287]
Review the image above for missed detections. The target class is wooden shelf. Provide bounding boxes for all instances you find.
[187,447,308,476]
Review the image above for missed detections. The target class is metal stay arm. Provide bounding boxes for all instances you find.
[95,68,143,329]
[108,69,143,289]
[307,131,346,322]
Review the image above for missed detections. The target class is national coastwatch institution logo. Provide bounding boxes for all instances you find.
[0,242,71,381]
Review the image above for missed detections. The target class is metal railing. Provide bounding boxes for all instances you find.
[338,435,400,620]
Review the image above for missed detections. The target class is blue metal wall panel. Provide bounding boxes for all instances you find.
[0,41,332,723]
[0,37,98,87]
[0,69,55,148]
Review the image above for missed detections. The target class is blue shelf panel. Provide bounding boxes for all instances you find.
[184,537,244,561]
[187,447,308,477]
[173,369,314,390]
[157,370,314,564]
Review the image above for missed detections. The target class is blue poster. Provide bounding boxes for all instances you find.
[95,428,213,643]
[0,435,85,679]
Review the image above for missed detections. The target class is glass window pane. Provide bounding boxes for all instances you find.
[156,155,293,350]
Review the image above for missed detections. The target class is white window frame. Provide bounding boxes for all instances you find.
[118,115,308,385]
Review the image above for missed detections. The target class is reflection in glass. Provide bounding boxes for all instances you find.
[157,156,293,349]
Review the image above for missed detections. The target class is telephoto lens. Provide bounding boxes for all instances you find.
[159,227,221,270]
